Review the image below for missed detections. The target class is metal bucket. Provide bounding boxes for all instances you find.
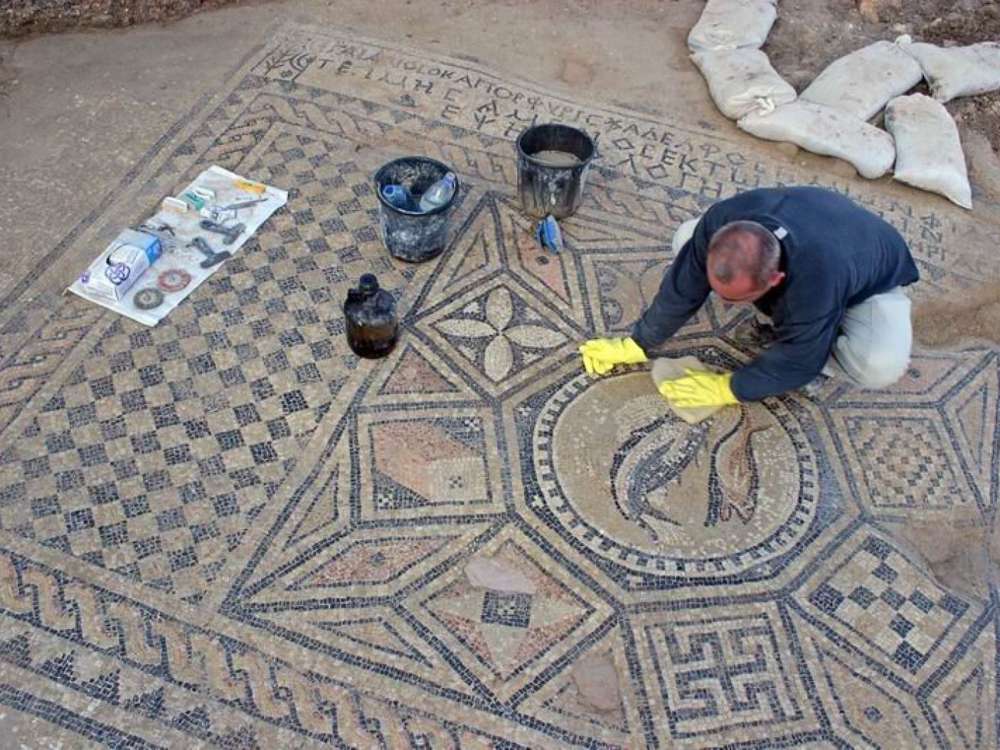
[374,156,460,262]
[516,123,595,219]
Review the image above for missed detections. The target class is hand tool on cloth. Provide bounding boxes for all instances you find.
[199,219,245,245]
[189,237,232,269]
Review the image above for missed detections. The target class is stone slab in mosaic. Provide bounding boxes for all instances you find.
[0,22,997,749]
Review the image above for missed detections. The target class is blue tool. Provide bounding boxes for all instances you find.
[535,214,565,253]
[381,184,418,211]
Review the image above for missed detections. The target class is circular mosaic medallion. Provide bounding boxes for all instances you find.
[531,372,820,579]
[157,268,192,293]
[133,287,165,310]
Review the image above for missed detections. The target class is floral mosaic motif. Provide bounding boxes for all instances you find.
[432,286,567,382]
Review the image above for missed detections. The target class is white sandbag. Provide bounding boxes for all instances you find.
[688,0,778,52]
[691,48,797,119]
[800,38,923,121]
[885,94,972,209]
[905,42,1000,103]
[738,100,896,179]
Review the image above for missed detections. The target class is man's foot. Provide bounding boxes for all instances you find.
[732,316,778,347]
[801,374,833,399]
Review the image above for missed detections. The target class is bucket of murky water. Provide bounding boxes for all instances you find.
[516,123,596,219]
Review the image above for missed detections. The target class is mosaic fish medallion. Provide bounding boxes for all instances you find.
[531,371,820,579]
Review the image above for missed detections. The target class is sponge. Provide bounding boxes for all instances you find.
[650,356,727,424]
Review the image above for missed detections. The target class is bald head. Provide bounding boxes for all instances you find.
[706,221,783,303]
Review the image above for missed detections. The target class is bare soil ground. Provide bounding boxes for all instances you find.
[914,280,1000,349]
[1,0,247,38]
[9,0,998,155]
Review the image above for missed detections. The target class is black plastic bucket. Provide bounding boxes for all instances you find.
[374,156,460,263]
[516,123,596,219]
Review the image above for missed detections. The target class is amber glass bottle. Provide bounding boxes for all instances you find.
[344,273,398,358]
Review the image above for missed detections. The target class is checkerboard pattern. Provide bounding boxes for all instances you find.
[0,131,406,602]
[846,417,963,508]
[808,536,969,672]
[481,590,532,629]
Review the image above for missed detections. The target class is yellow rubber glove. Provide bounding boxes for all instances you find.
[578,337,648,376]
[658,368,740,407]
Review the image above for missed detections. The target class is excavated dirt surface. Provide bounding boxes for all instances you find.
[9,0,999,155]
[914,280,1000,349]
[1,0,247,38]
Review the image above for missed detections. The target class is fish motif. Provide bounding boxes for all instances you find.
[608,405,772,542]
[610,417,712,542]
[705,405,771,527]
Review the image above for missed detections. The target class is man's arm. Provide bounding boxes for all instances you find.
[730,311,842,401]
[630,215,714,351]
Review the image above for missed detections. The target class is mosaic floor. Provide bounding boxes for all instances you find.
[0,23,997,749]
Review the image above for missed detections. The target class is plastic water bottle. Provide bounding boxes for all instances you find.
[418,172,457,212]
[344,274,398,359]
[381,184,417,211]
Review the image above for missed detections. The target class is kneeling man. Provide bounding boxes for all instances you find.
[580,186,919,406]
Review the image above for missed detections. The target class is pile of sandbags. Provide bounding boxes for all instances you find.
[737,37,917,181]
[687,0,795,121]
[685,0,1000,208]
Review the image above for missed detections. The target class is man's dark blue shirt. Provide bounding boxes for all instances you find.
[631,187,920,401]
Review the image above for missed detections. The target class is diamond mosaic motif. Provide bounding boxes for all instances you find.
[844,415,968,510]
[415,538,602,696]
